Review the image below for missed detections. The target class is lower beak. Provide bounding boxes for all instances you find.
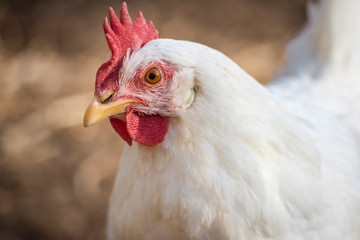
[83,98,137,127]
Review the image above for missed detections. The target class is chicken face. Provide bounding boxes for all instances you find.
[83,3,195,146]
[84,50,195,147]
[85,61,176,147]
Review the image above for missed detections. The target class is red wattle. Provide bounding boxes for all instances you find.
[109,109,169,147]
[110,117,132,146]
[126,109,169,147]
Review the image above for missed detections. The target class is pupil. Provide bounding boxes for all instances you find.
[149,72,156,79]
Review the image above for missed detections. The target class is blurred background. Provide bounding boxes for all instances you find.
[0,0,306,239]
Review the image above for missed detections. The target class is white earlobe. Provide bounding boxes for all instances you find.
[182,88,195,109]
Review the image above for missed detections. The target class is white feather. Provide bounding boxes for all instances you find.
[106,0,360,239]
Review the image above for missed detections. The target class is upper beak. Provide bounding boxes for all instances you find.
[83,97,137,127]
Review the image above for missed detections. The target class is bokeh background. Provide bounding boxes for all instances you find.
[0,0,306,239]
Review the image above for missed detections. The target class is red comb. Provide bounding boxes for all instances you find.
[95,2,158,95]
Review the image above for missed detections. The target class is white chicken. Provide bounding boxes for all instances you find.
[83,0,360,239]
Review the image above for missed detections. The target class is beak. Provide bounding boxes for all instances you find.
[83,97,137,127]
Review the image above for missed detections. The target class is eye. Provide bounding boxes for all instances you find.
[99,92,114,104]
[144,67,162,86]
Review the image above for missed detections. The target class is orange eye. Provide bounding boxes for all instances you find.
[144,67,162,86]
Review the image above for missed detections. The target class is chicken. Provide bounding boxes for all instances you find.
[83,0,360,239]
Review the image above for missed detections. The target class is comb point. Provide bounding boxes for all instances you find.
[120,2,132,25]
[108,7,116,16]
[103,17,117,40]
[109,7,122,34]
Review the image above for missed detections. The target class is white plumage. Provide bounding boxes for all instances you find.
[88,0,360,239]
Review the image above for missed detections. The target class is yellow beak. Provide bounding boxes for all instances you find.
[83,98,137,127]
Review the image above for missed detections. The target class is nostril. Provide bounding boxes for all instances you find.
[100,93,114,104]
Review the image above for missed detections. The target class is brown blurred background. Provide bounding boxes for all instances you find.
[0,0,306,239]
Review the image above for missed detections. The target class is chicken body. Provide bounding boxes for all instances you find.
[83,0,360,239]
[106,39,360,240]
